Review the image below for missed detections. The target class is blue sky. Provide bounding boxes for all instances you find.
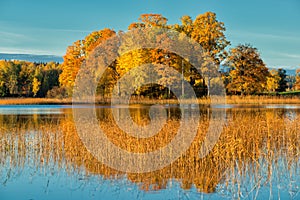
[0,0,299,68]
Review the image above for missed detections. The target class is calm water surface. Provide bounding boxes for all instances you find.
[0,104,300,199]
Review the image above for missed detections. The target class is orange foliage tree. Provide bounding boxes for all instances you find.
[225,44,269,95]
[59,28,116,94]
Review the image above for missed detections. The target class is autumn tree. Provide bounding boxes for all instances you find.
[266,68,287,93]
[60,13,228,98]
[286,74,296,91]
[126,14,208,98]
[266,69,280,92]
[294,68,300,90]
[225,44,269,95]
[173,16,193,37]
[0,60,61,97]
[172,12,229,95]
[59,40,84,92]
[18,61,35,96]
[0,61,9,96]
[0,61,22,96]
[83,28,116,57]
[32,76,41,97]
[59,28,116,95]
[173,12,230,65]
[128,14,168,30]
[38,62,61,97]
[192,12,229,65]
[125,16,177,98]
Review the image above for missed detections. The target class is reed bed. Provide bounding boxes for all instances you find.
[226,95,300,105]
[0,98,73,105]
[0,107,300,199]
[0,95,300,105]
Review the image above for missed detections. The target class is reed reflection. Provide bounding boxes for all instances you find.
[0,106,300,196]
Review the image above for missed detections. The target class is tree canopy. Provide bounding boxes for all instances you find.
[0,60,61,97]
[1,12,293,99]
[225,44,269,95]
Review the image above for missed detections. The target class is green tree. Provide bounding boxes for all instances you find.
[18,61,35,96]
[277,68,288,92]
[3,61,21,96]
[39,62,61,97]
[286,74,296,90]
[0,61,8,96]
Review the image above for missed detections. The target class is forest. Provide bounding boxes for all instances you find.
[0,12,300,98]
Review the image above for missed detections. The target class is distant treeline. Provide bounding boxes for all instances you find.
[0,53,63,63]
[0,60,65,98]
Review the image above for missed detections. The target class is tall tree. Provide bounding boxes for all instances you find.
[59,40,84,92]
[294,68,300,90]
[173,12,229,95]
[18,61,35,96]
[4,61,21,96]
[83,28,116,57]
[39,62,61,97]
[128,14,168,30]
[0,61,8,96]
[32,67,42,97]
[266,69,280,92]
[225,44,269,95]
[277,68,288,92]
[59,29,116,94]
[191,12,230,65]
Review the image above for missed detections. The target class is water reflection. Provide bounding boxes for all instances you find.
[0,105,300,199]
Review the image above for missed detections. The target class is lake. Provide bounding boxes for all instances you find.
[0,104,300,199]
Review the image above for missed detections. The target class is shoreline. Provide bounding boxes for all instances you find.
[0,96,300,105]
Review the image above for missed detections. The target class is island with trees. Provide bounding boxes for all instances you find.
[0,12,299,104]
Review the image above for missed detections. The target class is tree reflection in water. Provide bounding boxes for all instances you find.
[0,106,300,198]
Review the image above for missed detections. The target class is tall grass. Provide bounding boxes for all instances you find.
[0,95,300,105]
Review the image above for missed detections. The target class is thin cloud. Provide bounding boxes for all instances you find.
[0,47,60,56]
[228,30,300,42]
[0,30,36,45]
[278,53,300,59]
[33,27,94,34]
[267,66,297,70]
[51,28,94,33]
[0,31,27,38]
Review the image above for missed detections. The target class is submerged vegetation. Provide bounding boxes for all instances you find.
[1,107,300,198]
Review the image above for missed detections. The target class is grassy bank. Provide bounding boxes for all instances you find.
[0,98,73,105]
[0,95,300,105]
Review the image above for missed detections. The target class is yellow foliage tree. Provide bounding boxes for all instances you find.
[59,29,116,94]
[266,69,280,92]
[294,68,300,90]
[32,77,41,97]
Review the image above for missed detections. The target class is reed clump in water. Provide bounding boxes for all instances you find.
[0,107,300,197]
